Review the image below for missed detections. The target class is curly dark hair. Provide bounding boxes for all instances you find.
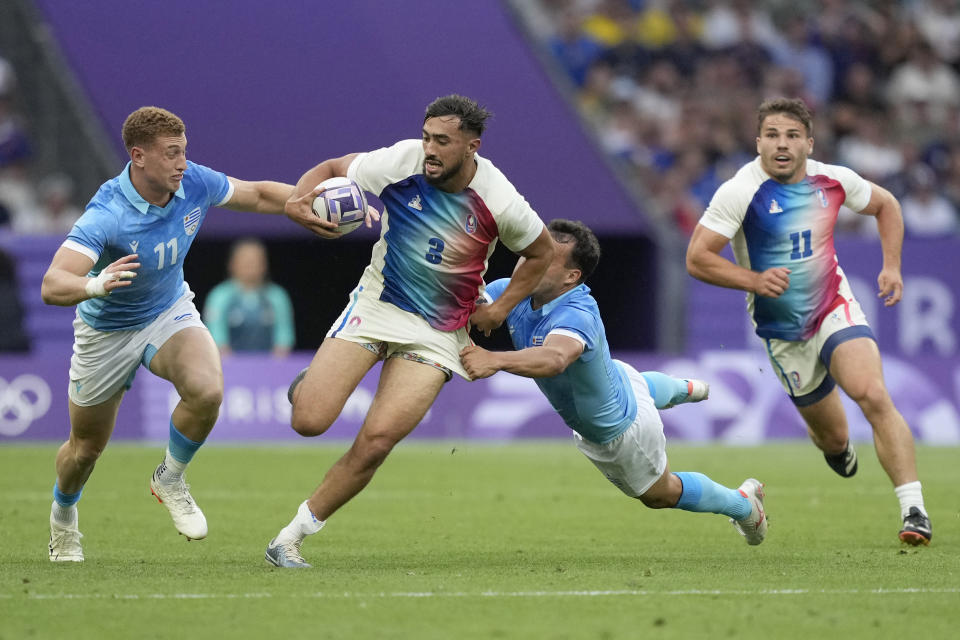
[424,95,492,137]
[547,219,601,284]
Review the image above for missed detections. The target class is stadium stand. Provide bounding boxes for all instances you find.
[509,0,960,238]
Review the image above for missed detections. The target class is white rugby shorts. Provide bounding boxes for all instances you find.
[763,274,874,404]
[68,290,206,406]
[326,285,472,381]
[574,361,668,497]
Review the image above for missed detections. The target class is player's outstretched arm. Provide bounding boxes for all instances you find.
[41,248,139,306]
[686,224,790,298]
[858,182,904,307]
[224,178,294,215]
[460,334,582,381]
[470,227,554,336]
[225,178,339,239]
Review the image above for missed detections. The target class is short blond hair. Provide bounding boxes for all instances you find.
[121,106,185,150]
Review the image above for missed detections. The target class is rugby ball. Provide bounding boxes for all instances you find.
[311,177,368,235]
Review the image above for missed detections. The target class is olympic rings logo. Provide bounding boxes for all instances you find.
[0,374,52,436]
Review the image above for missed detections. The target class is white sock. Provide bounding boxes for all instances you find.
[894,481,926,519]
[51,500,78,526]
[277,500,325,542]
[154,449,187,484]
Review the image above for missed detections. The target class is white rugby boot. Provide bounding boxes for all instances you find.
[731,478,767,546]
[265,537,312,568]
[150,465,208,540]
[49,508,84,562]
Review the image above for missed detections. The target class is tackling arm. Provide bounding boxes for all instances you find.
[460,334,584,381]
[470,227,555,336]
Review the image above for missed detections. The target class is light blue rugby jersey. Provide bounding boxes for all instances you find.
[487,278,637,444]
[64,161,231,331]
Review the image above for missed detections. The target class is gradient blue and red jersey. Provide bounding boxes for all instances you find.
[700,157,873,341]
[347,140,544,331]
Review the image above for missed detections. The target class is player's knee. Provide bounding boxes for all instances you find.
[72,441,106,467]
[637,493,673,509]
[182,381,223,415]
[290,411,334,437]
[352,432,399,471]
[849,379,892,417]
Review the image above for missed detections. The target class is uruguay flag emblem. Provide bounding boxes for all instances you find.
[183,207,201,235]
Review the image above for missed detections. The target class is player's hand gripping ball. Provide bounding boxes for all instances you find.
[311,177,368,235]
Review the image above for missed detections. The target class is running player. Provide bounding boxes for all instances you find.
[266,95,554,568]
[685,97,931,545]
[41,106,342,561]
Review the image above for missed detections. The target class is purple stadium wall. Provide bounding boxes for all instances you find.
[31,0,646,237]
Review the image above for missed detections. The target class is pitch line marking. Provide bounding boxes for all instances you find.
[6,587,959,601]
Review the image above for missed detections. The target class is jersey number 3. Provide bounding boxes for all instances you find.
[425,237,445,265]
[789,229,812,260]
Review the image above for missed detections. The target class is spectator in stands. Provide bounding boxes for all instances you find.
[768,15,835,108]
[886,40,960,142]
[0,246,30,351]
[0,61,38,231]
[911,0,960,65]
[203,237,295,358]
[900,164,958,237]
[548,7,606,87]
[835,110,904,184]
[11,173,83,235]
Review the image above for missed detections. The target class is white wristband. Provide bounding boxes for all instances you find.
[84,269,135,298]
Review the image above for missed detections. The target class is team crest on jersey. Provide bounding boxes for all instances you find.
[183,207,201,235]
[408,195,423,211]
[768,199,784,214]
[816,188,828,208]
[465,213,478,233]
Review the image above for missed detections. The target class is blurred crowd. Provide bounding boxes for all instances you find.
[0,52,82,236]
[514,0,960,237]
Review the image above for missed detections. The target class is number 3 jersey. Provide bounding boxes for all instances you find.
[699,157,873,341]
[63,161,232,331]
[347,139,545,332]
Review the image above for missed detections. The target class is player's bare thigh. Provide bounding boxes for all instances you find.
[291,337,381,436]
[356,355,447,444]
[827,336,888,404]
[149,326,223,398]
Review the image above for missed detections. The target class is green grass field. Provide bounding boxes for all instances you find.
[1,442,957,639]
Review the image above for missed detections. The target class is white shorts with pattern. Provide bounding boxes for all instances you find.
[326,285,471,381]
[574,361,667,498]
[68,290,206,406]
[763,274,874,404]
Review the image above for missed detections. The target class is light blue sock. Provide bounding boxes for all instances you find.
[641,371,689,409]
[53,482,82,507]
[168,419,204,464]
[673,471,751,520]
